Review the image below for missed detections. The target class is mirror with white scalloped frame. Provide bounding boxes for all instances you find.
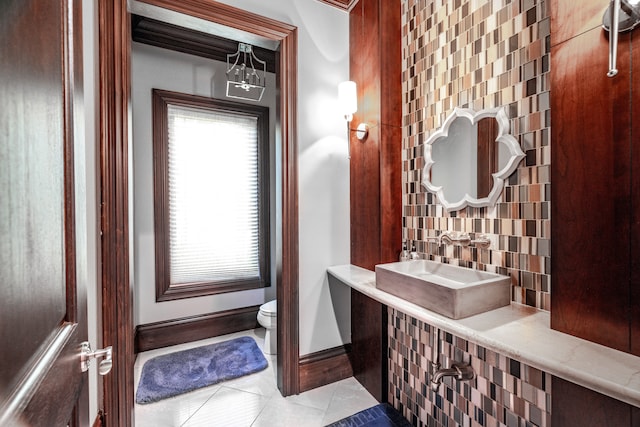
[421,107,525,212]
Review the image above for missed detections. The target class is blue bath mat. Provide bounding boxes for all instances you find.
[136,336,268,404]
[325,403,412,427]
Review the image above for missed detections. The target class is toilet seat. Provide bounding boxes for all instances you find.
[259,300,277,316]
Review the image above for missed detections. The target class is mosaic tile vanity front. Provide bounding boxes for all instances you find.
[388,308,551,427]
[401,0,551,311]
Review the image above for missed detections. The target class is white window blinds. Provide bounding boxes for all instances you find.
[167,104,260,286]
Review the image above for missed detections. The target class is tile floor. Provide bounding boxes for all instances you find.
[134,329,379,427]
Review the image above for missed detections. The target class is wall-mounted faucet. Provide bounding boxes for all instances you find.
[437,231,490,249]
[430,362,475,392]
[428,326,475,393]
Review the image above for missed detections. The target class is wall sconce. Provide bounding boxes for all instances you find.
[338,81,368,158]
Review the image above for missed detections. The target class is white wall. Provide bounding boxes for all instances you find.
[212,0,352,356]
[131,43,279,325]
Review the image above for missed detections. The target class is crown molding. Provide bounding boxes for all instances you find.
[316,0,358,12]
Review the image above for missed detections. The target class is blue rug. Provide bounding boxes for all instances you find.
[325,403,412,427]
[136,336,268,404]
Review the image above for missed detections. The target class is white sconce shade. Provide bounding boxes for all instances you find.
[338,81,357,121]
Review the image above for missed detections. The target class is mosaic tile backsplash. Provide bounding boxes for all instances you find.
[401,0,551,311]
[388,309,552,426]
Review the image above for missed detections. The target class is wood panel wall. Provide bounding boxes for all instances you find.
[552,377,638,426]
[550,0,640,356]
[550,0,640,423]
[349,0,402,402]
[631,29,640,357]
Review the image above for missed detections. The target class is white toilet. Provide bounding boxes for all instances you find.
[257,300,277,354]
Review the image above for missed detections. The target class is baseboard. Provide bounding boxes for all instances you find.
[299,344,353,393]
[135,306,261,353]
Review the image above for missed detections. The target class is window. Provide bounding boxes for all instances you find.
[152,89,270,301]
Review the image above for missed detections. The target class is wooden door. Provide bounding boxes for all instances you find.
[0,0,89,425]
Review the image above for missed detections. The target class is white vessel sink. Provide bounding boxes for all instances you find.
[375,260,511,319]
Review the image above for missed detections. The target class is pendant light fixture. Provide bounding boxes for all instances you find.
[226,43,267,102]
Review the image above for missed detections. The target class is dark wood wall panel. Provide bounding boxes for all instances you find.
[378,0,402,264]
[631,33,640,357]
[349,0,383,402]
[350,291,386,402]
[350,0,381,272]
[550,0,640,422]
[380,124,402,263]
[552,377,633,427]
[550,27,631,353]
[349,0,401,403]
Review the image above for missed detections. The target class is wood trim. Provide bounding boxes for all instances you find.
[315,0,359,12]
[131,15,277,73]
[276,29,300,397]
[98,0,135,425]
[135,306,260,353]
[63,0,78,328]
[299,345,353,393]
[100,6,299,427]
[151,89,271,302]
[137,0,297,39]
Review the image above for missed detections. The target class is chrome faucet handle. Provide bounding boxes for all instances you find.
[438,231,461,246]
[438,231,472,247]
[455,233,471,247]
[470,234,491,249]
[438,231,491,248]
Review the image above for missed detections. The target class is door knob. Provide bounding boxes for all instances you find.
[80,342,113,375]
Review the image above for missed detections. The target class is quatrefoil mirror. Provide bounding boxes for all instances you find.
[421,107,525,212]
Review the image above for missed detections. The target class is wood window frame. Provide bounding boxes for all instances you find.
[152,89,271,301]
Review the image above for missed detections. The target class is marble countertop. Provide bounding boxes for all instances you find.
[327,264,640,408]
